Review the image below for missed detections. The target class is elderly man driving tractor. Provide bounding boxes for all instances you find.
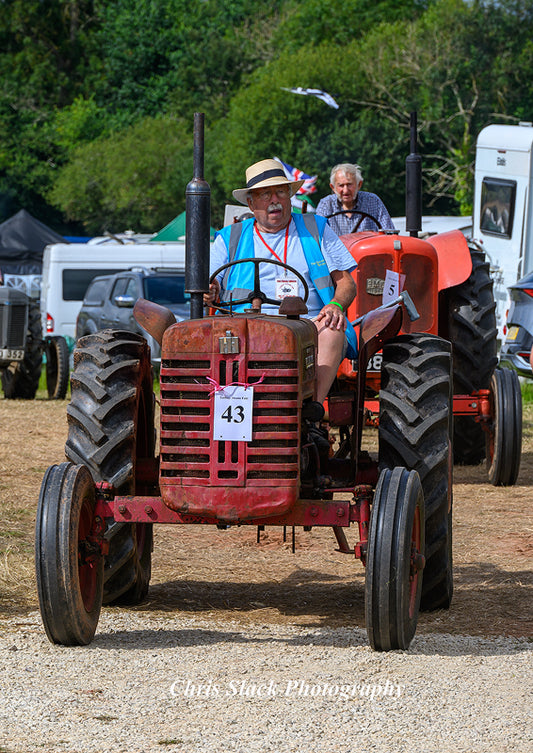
[205,158,358,404]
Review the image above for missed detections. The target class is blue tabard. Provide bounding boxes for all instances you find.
[215,213,358,358]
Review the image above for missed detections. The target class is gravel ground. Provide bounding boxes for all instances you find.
[0,610,531,753]
[1,401,532,752]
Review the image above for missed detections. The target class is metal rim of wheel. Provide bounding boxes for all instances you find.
[379,333,453,612]
[65,329,155,605]
[486,368,523,486]
[365,467,425,651]
[45,335,70,399]
[35,462,104,646]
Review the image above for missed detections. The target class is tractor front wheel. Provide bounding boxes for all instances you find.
[35,462,104,645]
[365,467,425,651]
[486,368,522,486]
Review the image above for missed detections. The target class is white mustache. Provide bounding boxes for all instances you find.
[268,202,283,212]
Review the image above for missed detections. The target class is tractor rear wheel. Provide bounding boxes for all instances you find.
[45,335,70,399]
[35,462,104,645]
[65,330,155,605]
[441,246,497,464]
[365,467,425,651]
[379,333,453,612]
[486,368,522,486]
[1,300,43,399]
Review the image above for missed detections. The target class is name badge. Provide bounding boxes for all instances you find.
[276,277,299,299]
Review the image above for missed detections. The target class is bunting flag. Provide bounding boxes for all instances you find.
[281,87,339,110]
[273,157,318,196]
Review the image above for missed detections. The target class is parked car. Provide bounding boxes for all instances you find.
[76,267,189,365]
[499,270,533,378]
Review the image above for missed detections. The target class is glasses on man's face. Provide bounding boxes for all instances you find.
[254,186,290,202]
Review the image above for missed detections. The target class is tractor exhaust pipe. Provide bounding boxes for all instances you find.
[185,112,211,320]
[405,111,422,237]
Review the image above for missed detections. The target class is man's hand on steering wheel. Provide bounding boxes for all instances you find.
[204,278,220,306]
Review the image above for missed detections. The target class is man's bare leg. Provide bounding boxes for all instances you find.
[314,321,345,404]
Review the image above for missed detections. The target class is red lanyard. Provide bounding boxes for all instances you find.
[254,222,289,265]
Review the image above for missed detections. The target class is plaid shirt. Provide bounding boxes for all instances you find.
[316,191,395,235]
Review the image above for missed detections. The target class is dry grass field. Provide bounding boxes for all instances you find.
[1,386,532,640]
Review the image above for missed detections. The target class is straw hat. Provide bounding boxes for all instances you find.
[232,159,305,205]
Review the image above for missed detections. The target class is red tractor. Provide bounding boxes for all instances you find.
[338,228,522,487]
[35,115,519,651]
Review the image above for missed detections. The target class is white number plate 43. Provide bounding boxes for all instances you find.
[213,386,254,442]
[0,348,24,361]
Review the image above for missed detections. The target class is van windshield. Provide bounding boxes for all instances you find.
[143,276,188,306]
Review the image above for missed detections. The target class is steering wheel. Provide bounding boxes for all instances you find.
[209,257,309,308]
[325,209,382,232]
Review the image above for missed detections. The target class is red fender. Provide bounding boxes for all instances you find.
[427,230,472,291]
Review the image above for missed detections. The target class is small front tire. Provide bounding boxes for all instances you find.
[366,467,425,651]
[487,368,522,486]
[35,463,104,646]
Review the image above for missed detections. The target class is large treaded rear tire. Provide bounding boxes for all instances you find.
[65,330,155,605]
[1,300,43,399]
[441,246,497,465]
[379,333,453,612]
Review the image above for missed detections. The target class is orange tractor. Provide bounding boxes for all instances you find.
[35,114,520,651]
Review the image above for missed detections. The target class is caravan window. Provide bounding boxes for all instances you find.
[62,268,122,301]
[480,178,516,238]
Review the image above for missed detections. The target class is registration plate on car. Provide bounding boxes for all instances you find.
[506,325,520,341]
[0,348,24,361]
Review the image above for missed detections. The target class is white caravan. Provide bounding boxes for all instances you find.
[473,122,533,341]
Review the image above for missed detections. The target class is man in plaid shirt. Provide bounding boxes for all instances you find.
[316,163,395,236]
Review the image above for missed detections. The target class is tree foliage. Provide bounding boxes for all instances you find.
[0,0,532,231]
[49,115,194,233]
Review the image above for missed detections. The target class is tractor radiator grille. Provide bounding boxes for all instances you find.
[159,355,301,486]
[0,304,26,348]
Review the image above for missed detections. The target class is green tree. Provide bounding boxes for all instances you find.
[347,0,533,212]
[211,42,407,216]
[49,115,195,233]
[0,0,101,223]
[271,0,430,48]
[5,0,533,230]
[92,0,276,123]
